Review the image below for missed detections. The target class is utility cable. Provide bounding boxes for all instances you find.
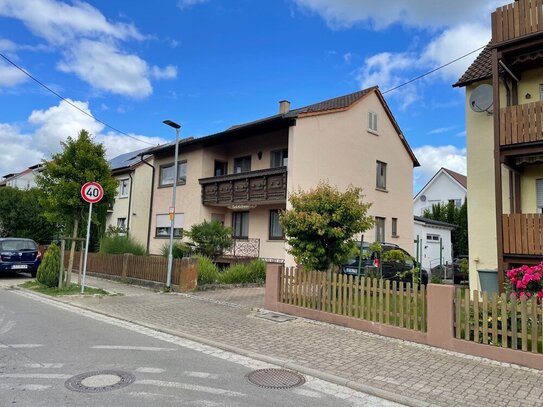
[0,52,157,146]
[382,44,487,95]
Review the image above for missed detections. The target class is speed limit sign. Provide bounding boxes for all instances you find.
[81,182,104,204]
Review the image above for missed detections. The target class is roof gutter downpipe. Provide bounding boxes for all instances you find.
[140,155,155,255]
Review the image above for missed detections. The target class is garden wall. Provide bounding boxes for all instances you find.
[265,264,543,370]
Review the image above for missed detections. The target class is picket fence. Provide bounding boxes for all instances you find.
[63,251,180,285]
[280,267,427,332]
[455,288,543,353]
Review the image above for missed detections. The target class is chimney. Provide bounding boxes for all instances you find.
[279,100,290,114]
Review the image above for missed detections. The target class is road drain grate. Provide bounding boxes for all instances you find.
[246,368,305,389]
[65,370,135,393]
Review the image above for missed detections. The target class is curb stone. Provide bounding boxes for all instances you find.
[14,285,432,407]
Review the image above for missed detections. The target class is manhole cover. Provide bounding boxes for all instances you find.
[246,368,305,389]
[256,312,296,323]
[65,370,135,393]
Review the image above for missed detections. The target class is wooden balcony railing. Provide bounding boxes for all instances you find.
[502,213,543,255]
[492,0,543,45]
[199,167,287,206]
[499,101,543,146]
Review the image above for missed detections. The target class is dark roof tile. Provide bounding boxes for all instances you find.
[442,168,467,189]
[453,43,492,88]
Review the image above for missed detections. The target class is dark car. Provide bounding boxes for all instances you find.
[341,242,428,285]
[0,238,42,277]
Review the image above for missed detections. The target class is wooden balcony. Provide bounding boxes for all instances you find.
[199,167,287,207]
[502,213,543,255]
[492,0,543,45]
[499,101,543,146]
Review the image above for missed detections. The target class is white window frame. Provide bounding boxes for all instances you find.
[117,218,127,230]
[119,179,129,198]
[155,213,184,238]
[426,234,440,243]
[159,161,187,187]
[368,111,378,134]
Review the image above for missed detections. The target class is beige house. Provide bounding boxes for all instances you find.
[0,164,44,189]
[454,0,543,291]
[106,149,154,251]
[143,87,419,263]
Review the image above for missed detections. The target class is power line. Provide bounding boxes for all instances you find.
[0,52,157,146]
[382,45,487,95]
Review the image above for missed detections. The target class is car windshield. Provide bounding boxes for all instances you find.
[0,240,37,251]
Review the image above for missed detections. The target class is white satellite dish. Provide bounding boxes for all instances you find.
[469,84,493,113]
[420,195,427,202]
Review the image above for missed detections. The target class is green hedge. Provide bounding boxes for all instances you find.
[196,257,266,286]
[99,235,146,255]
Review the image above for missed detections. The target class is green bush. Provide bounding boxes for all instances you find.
[160,241,192,259]
[197,256,220,285]
[36,243,60,287]
[99,235,146,255]
[184,220,233,260]
[218,259,266,284]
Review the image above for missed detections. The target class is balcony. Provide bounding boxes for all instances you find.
[223,238,260,258]
[499,101,543,146]
[492,0,543,46]
[502,213,543,255]
[199,167,287,207]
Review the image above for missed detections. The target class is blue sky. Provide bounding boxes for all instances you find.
[0,0,502,191]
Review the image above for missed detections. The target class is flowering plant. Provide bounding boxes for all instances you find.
[506,262,543,299]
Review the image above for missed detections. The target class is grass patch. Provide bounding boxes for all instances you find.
[20,280,109,296]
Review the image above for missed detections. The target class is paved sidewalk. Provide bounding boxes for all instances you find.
[46,276,543,406]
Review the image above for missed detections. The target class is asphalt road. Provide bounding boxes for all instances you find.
[0,278,397,407]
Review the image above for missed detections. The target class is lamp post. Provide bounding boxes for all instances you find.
[163,119,181,289]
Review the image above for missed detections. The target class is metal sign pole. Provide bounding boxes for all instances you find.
[81,202,93,294]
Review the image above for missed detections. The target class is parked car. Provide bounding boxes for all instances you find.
[0,238,42,277]
[341,242,428,285]
[452,256,469,285]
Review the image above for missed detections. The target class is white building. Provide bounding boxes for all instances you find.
[414,216,456,271]
[0,164,44,189]
[413,168,467,216]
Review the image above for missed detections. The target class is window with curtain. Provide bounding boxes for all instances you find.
[232,212,249,238]
[375,217,385,243]
[376,161,387,190]
[270,149,288,168]
[119,179,129,198]
[233,156,251,174]
[269,209,284,239]
[159,161,187,186]
[155,213,184,238]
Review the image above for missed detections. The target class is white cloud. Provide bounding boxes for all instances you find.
[356,52,419,109]
[0,100,165,176]
[151,65,178,80]
[413,145,466,189]
[0,62,27,87]
[0,0,173,98]
[57,40,152,98]
[177,0,208,10]
[292,0,502,30]
[0,0,144,45]
[421,23,490,81]
[427,126,458,135]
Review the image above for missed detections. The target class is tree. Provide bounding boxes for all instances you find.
[422,200,468,256]
[37,129,116,285]
[36,243,60,288]
[184,220,233,260]
[280,182,374,271]
[0,187,58,243]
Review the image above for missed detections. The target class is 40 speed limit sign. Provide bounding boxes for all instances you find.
[81,182,104,203]
[80,181,104,294]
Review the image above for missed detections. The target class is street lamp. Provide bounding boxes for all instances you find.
[163,119,181,289]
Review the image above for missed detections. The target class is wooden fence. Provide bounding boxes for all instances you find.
[499,101,543,146]
[280,267,427,332]
[455,288,543,353]
[63,252,180,285]
[492,0,543,44]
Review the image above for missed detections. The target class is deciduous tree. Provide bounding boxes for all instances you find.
[280,183,374,271]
